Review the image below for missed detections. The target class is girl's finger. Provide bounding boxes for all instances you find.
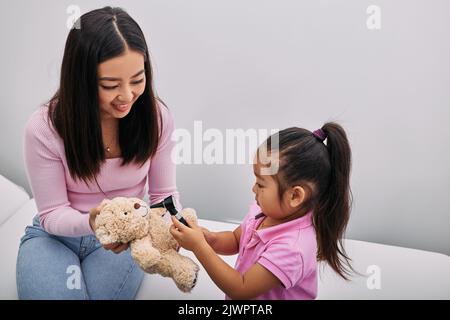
[185,216,199,229]
[169,224,181,239]
[171,216,187,230]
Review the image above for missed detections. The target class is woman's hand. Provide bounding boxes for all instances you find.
[89,203,129,254]
[88,204,102,233]
[103,242,129,254]
[169,216,207,253]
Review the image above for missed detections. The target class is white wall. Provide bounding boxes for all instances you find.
[1,0,449,255]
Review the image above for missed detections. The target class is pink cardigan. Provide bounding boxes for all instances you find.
[23,103,180,237]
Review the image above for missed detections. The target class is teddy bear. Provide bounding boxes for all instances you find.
[94,197,199,293]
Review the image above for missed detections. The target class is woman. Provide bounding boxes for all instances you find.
[16,6,180,299]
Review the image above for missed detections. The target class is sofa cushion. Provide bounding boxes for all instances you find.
[0,175,30,226]
[1,198,449,300]
[317,239,450,299]
[0,198,36,299]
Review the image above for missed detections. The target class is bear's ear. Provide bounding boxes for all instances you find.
[134,202,149,217]
[99,199,111,211]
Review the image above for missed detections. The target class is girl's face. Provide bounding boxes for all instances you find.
[252,157,309,224]
[252,161,286,219]
[97,49,146,120]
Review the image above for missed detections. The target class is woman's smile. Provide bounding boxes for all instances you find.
[111,102,132,113]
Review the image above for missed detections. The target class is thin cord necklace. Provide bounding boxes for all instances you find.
[104,134,117,153]
[102,119,119,154]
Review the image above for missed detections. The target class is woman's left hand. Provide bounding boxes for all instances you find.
[169,216,207,252]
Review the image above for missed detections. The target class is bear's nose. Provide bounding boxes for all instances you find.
[134,203,141,209]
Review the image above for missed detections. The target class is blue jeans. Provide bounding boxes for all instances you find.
[16,215,144,300]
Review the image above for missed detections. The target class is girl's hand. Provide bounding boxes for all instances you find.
[201,227,218,247]
[169,216,207,252]
[89,203,129,254]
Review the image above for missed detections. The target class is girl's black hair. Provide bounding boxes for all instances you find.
[263,122,353,279]
[47,6,162,187]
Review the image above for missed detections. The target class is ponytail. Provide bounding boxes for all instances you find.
[263,122,353,279]
[314,122,353,279]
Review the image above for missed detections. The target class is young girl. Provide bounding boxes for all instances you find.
[170,122,352,300]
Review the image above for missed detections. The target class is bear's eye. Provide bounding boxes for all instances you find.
[123,211,130,216]
[134,203,149,217]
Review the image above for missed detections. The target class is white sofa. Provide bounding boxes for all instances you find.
[1,174,449,300]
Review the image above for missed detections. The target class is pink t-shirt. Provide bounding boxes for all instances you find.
[227,202,318,300]
[23,102,180,237]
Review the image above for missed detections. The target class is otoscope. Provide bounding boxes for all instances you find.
[150,195,189,227]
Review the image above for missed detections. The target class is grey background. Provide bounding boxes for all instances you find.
[1,0,449,255]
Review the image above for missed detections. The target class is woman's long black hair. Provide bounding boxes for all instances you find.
[47,6,161,186]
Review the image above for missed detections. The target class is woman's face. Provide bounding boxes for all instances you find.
[97,49,146,120]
